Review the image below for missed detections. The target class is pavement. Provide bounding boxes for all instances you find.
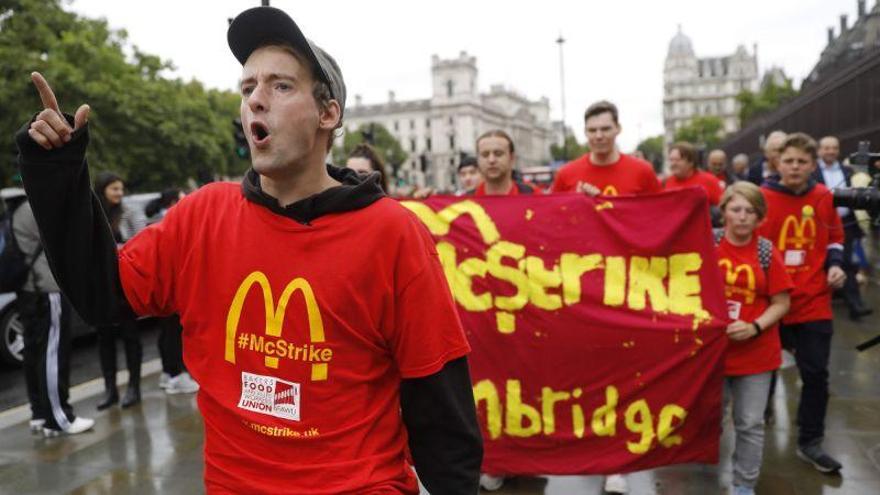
[0,290,878,494]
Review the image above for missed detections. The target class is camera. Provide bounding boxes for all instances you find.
[832,141,880,216]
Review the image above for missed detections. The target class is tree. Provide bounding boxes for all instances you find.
[550,133,589,161]
[636,135,664,172]
[0,0,246,190]
[674,116,725,149]
[332,123,408,178]
[736,76,798,126]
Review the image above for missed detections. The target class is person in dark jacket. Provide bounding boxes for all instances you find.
[17,6,480,494]
[813,135,872,320]
[93,172,145,409]
[747,130,786,186]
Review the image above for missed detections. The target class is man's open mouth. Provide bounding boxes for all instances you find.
[250,122,270,144]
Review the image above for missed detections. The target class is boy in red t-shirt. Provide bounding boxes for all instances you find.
[715,182,793,494]
[758,133,846,474]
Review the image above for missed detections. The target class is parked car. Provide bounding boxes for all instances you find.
[0,188,158,367]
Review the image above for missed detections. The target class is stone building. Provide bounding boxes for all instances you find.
[662,26,760,147]
[803,0,880,90]
[340,51,555,190]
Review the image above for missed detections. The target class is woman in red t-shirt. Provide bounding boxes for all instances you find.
[664,141,724,205]
[715,181,793,495]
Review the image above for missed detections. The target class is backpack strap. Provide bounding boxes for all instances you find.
[757,236,772,274]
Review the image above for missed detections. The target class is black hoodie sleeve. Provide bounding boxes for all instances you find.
[15,118,134,325]
[400,356,483,494]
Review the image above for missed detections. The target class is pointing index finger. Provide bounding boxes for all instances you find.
[31,72,62,115]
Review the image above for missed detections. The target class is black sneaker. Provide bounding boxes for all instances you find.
[797,445,842,473]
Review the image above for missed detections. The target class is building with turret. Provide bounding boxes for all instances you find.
[340,51,555,191]
[662,27,760,148]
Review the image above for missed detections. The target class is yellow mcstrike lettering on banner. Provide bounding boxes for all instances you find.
[403,200,709,333]
[401,200,500,244]
[472,379,690,454]
[225,271,330,381]
[668,253,706,318]
[778,214,816,250]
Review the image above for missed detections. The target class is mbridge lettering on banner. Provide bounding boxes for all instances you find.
[402,200,709,334]
[473,378,688,455]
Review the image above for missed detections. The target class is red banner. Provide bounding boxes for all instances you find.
[401,189,727,475]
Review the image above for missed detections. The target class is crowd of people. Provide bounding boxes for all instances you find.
[9,5,876,495]
[372,98,871,495]
[12,171,199,438]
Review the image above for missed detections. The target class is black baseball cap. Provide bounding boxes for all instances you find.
[227,7,346,117]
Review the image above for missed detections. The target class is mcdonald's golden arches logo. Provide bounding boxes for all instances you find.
[778,213,816,251]
[602,185,618,196]
[225,271,330,382]
[718,259,756,304]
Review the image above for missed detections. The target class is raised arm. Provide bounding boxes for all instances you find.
[15,72,134,325]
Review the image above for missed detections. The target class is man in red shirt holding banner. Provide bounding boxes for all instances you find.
[551,100,663,495]
[758,133,846,474]
[715,182,793,495]
[16,6,482,494]
[551,100,660,197]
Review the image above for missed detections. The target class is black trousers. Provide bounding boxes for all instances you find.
[157,315,184,377]
[18,291,75,430]
[780,320,833,447]
[97,318,142,388]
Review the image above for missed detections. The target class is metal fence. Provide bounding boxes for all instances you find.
[722,49,880,160]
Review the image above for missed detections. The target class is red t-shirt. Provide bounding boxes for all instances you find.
[118,183,470,494]
[551,153,660,196]
[663,170,724,205]
[474,181,521,196]
[716,236,793,376]
[758,183,844,323]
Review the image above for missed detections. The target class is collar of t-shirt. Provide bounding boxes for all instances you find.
[240,165,385,225]
[474,181,519,196]
[763,178,817,197]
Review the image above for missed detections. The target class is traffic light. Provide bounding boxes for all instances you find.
[233,117,249,159]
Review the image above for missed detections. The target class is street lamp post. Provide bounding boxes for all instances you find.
[556,33,567,161]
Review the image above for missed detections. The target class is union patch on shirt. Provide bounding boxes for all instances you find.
[238,371,300,421]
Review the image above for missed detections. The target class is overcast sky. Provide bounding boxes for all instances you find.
[68,0,859,151]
